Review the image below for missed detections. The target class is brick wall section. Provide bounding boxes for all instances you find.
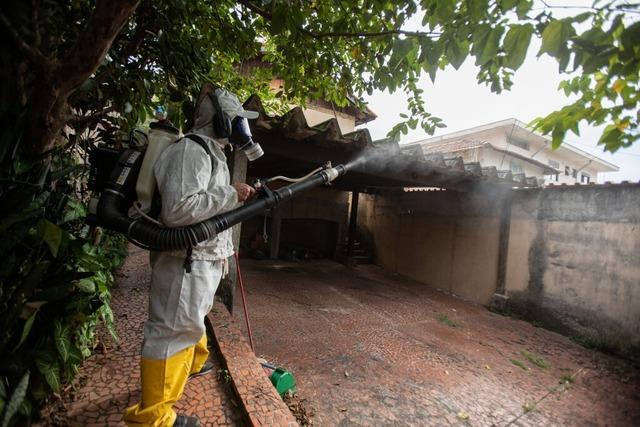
[207,303,299,427]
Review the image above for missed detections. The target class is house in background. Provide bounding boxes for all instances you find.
[404,118,619,185]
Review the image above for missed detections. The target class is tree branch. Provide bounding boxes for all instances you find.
[301,28,440,39]
[26,0,141,155]
[236,0,440,39]
[237,0,272,19]
[31,0,41,47]
[0,12,48,69]
[537,1,640,14]
[56,0,141,93]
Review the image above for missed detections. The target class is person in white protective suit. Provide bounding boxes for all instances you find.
[124,84,259,427]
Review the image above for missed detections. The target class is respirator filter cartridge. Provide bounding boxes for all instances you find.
[232,116,263,161]
[242,141,264,161]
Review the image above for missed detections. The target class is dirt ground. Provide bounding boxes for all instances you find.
[234,259,640,426]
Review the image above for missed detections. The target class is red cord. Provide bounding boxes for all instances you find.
[234,252,255,352]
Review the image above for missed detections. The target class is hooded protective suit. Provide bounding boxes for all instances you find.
[124,88,246,426]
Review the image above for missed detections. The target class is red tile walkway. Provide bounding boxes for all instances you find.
[44,246,246,426]
[234,259,640,426]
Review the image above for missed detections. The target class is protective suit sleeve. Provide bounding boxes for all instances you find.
[155,141,238,228]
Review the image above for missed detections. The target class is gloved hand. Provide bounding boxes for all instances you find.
[232,183,255,202]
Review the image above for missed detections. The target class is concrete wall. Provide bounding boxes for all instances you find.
[358,190,503,305]
[505,184,640,357]
[359,184,640,358]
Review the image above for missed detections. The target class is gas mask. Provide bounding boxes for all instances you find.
[210,88,264,161]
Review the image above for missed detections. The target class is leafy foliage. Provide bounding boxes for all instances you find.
[532,12,639,151]
[0,113,126,423]
[1,1,637,156]
[0,0,637,422]
[1,373,28,427]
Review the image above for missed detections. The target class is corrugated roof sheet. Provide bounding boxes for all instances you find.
[420,138,487,154]
[243,95,542,192]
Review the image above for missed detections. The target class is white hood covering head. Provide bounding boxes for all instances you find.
[191,87,217,138]
[190,83,263,161]
[214,88,259,121]
[191,84,259,138]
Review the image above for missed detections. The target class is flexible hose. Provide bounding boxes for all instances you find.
[96,156,348,252]
[265,166,323,184]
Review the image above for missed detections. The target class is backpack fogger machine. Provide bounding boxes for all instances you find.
[86,120,362,250]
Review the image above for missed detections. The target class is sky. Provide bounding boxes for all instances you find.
[359,2,640,183]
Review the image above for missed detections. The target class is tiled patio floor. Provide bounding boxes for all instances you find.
[41,247,246,426]
[234,259,640,426]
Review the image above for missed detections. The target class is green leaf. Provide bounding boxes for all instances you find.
[389,38,414,70]
[1,372,29,427]
[539,20,575,58]
[61,199,86,224]
[50,164,82,181]
[515,0,533,19]
[473,24,504,66]
[435,0,455,21]
[35,355,61,393]
[15,311,37,350]
[499,0,519,11]
[447,39,469,70]
[75,278,96,293]
[37,219,63,258]
[598,124,623,151]
[466,0,486,18]
[503,24,533,70]
[270,6,288,35]
[620,21,640,51]
[54,320,71,362]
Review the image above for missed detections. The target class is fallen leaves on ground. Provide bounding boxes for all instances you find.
[284,392,314,426]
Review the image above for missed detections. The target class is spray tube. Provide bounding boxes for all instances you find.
[94,156,356,252]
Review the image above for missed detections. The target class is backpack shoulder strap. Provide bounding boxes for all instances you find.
[176,134,214,271]
[180,133,215,168]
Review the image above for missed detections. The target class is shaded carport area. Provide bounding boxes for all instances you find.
[233,97,640,425]
[241,95,541,264]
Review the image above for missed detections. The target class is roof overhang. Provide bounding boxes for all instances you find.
[407,118,619,173]
[486,144,558,175]
[243,96,542,192]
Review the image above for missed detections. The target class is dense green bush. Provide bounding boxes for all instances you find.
[0,131,127,424]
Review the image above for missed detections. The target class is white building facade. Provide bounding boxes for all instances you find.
[405,119,618,185]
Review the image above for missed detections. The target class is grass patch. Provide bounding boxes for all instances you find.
[559,374,575,384]
[437,314,461,328]
[521,350,550,369]
[511,359,528,370]
[216,368,232,384]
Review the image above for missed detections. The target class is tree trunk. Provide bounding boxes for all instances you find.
[27,0,140,155]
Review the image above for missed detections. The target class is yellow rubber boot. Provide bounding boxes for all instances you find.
[124,345,195,427]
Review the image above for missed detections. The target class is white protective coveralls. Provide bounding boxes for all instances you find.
[124,93,241,426]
